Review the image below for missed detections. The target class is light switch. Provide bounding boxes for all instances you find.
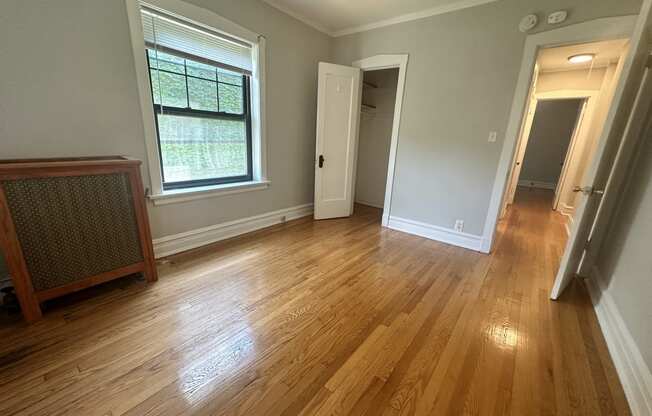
[488,131,497,142]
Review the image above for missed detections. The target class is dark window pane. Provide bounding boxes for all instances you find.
[188,78,218,111]
[151,70,187,108]
[157,114,248,183]
[218,71,242,85]
[187,61,216,81]
[219,83,243,114]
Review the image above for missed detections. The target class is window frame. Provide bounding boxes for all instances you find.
[145,49,254,190]
[125,0,268,204]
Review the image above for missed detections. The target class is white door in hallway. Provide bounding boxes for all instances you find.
[501,64,539,218]
[553,99,588,211]
[551,1,652,299]
[314,62,362,219]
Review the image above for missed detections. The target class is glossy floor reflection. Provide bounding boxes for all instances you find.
[0,188,630,415]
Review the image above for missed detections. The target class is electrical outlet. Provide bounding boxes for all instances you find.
[488,131,497,143]
[454,220,464,233]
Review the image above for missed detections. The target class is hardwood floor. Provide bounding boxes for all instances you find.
[0,188,630,415]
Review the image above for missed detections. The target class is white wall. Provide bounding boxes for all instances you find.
[332,0,643,236]
[0,0,643,246]
[536,67,607,93]
[355,69,398,208]
[0,0,331,240]
[593,118,652,383]
[519,99,582,186]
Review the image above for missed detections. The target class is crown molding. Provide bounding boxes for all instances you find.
[262,0,334,35]
[263,0,500,38]
[332,0,499,37]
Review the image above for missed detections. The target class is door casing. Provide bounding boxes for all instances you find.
[352,54,409,226]
[481,15,638,256]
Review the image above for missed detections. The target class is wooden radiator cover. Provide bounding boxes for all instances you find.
[0,157,157,322]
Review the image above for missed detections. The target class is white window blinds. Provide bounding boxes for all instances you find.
[141,6,253,75]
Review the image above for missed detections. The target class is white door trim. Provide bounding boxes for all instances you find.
[480,15,637,254]
[124,0,268,197]
[352,54,409,226]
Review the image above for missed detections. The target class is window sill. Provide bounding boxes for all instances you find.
[148,180,270,206]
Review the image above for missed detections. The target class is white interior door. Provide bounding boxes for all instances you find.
[553,99,588,210]
[550,1,652,299]
[509,97,537,201]
[501,65,539,217]
[314,62,362,220]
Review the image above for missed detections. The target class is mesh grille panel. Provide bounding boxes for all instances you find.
[2,173,144,291]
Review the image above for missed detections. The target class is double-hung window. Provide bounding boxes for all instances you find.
[140,7,256,191]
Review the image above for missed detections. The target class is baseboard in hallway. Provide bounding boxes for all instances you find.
[586,267,652,416]
[517,179,557,190]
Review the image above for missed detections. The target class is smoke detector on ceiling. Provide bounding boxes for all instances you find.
[548,11,568,25]
[519,14,538,33]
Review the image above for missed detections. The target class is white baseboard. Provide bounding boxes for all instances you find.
[387,216,486,253]
[558,202,575,217]
[564,219,572,237]
[355,199,384,209]
[558,203,575,236]
[518,179,557,190]
[153,204,313,258]
[586,267,652,416]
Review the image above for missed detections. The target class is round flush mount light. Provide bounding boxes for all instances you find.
[568,53,595,64]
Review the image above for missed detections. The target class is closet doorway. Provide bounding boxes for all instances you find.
[313,55,407,224]
[355,69,399,213]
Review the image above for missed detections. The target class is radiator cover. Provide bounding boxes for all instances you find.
[2,173,144,291]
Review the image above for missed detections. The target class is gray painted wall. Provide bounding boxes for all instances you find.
[332,0,643,235]
[0,0,331,239]
[356,69,398,208]
[594,123,652,371]
[520,99,582,186]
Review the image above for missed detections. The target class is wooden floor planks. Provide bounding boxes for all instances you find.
[0,187,630,415]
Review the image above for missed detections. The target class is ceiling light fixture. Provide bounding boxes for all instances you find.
[568,53,595,64]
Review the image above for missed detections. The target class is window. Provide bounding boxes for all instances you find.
[140,6,257,191]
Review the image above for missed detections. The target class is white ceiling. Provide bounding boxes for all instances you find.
[537,39,629,72]
[263,0,498,36]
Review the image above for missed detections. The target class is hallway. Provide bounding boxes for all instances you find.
[0,194,629,415]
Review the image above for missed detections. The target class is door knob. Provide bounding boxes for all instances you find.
[318,155,325,168]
